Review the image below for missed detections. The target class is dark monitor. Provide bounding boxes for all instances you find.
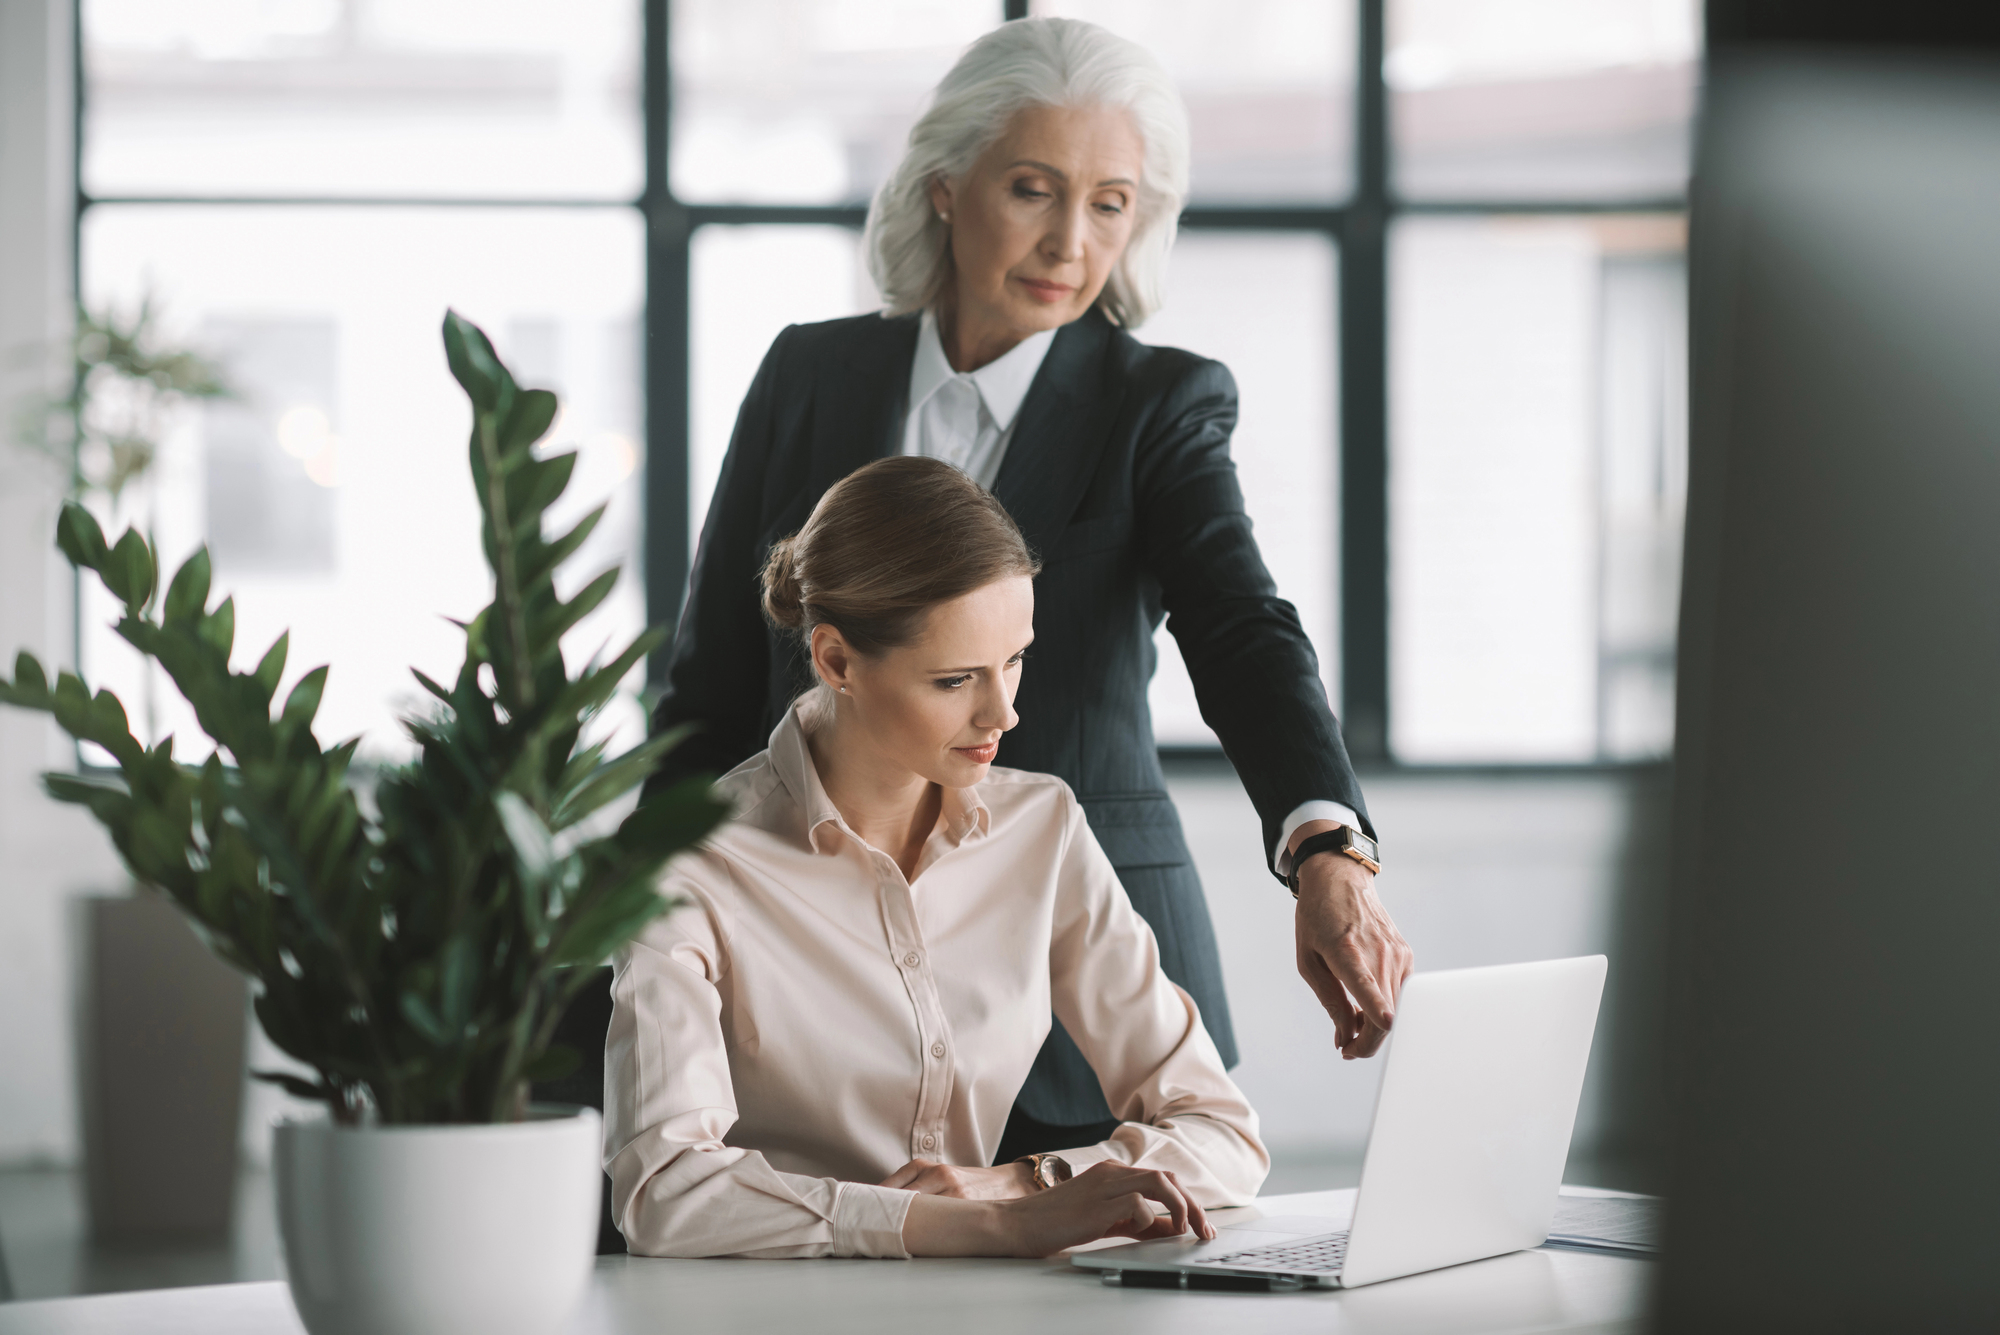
[1658,47,2000,1331]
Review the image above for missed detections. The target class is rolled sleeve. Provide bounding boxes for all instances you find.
[831,1182,916,1259]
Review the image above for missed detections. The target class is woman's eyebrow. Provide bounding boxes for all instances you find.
[927,641,1034,674]
[1007,159,1137,189]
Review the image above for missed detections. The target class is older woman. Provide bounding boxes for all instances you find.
[648,17,1411,1159]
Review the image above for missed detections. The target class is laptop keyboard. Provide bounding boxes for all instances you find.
[1206,1230,1349,1275]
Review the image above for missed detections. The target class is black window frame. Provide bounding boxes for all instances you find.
[72,0,1688,774]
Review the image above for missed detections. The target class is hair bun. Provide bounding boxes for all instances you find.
[760,535,806,630]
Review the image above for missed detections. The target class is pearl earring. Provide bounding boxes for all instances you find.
[839,686,848,693]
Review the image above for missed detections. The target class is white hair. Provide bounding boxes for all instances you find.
[864,17,1190,329]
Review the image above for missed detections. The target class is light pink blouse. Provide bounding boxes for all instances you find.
[603,706,1268,1259]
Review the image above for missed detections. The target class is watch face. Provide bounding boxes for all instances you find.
[1349,830,1377,861]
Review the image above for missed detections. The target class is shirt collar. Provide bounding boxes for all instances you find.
[766,702,992,857]
[909,307,1058,435]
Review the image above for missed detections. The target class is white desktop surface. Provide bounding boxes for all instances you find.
[0,1189,1652,1335]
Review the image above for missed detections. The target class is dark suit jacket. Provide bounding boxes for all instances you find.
[649,306,1371,1123]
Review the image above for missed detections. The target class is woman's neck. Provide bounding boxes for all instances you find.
[806,709,943,881]
[939,292,1033,374]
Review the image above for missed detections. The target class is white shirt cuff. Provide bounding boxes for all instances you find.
[1274,800,1363,878]
[830,1182,916,1259]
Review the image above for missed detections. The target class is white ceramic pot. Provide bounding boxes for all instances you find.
[274,1106,601,1335]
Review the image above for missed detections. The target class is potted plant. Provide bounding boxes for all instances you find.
[0,312,728,1335]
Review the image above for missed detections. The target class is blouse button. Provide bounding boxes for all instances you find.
[922,1134,937,1150]
[931,1041,946,1059]
[902,951,921,968]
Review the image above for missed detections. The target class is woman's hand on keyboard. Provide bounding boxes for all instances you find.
[1000,1163,1213,1256]
[903,1162,1213,1257]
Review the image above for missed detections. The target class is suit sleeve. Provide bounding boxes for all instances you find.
[1131,356,1374,876]
[646,327,797,793]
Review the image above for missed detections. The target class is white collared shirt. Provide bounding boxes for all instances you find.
[899,307,1057,490]
[899,309,1364,875]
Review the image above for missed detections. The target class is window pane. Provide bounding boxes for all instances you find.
[79,206,647,763]
[82,0,641,199]
[1388,0,1700,201]
[671,0,993,205]
[689,225,872,545]
[1137,232,1339,745]
[1034,0,1355,203]
[1390,215,1685,762]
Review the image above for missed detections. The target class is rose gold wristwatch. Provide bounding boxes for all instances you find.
[1021,1152,1073,1191]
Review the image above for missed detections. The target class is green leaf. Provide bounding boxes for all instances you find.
[410,669,453,705]
[164,547,212,625]
[494,791,555,886]
[521,1045,580,1084]
[253,632,289,704]
[50,671,92,739]
[541,567,619,648]
[399,991,452,1046]
[500,388,559,454]
[0,651,52,709]
[438,933,478,1030]
[616,775,732,860]
[442,310,509,415]
[199,596,236,660]
[551,728,688,831]
[520,504,605,589]
[281,665,328,734]
[55,503,109,571]
[102,528,157,611]
[504,450,576,527]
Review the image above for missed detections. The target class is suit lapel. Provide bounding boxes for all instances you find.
[992,309,1119,555]
[808,313,917,497]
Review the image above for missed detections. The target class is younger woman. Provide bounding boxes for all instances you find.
[605,456,1267,1258]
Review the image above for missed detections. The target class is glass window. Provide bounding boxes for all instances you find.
[81,0,642,200]
[670,0,993,204]
[688,225,872,542]
[1033,0,1356,203]
[79,206,647,762]
[1136,232,1339,745]
[1388,0,1699,201]
[1389,214,1685,763]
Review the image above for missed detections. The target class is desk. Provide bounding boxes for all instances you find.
[0,1190,1652,1335]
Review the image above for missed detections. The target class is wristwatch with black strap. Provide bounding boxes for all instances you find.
[1286,825,1382,897]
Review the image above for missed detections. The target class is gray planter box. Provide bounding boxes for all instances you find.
[77,892,247,1241]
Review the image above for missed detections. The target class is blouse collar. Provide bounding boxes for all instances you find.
[766,702,991,858]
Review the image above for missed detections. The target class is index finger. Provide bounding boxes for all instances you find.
[1139,1170,1190,1237]
[1170,1171,1213,1240]
[1336,956,1395,1033]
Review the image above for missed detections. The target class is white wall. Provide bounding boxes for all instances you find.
[1175,764,1668,1174]
[0,0,129,1167]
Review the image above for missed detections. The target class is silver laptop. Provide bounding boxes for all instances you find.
[1073,955,1608,1291]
